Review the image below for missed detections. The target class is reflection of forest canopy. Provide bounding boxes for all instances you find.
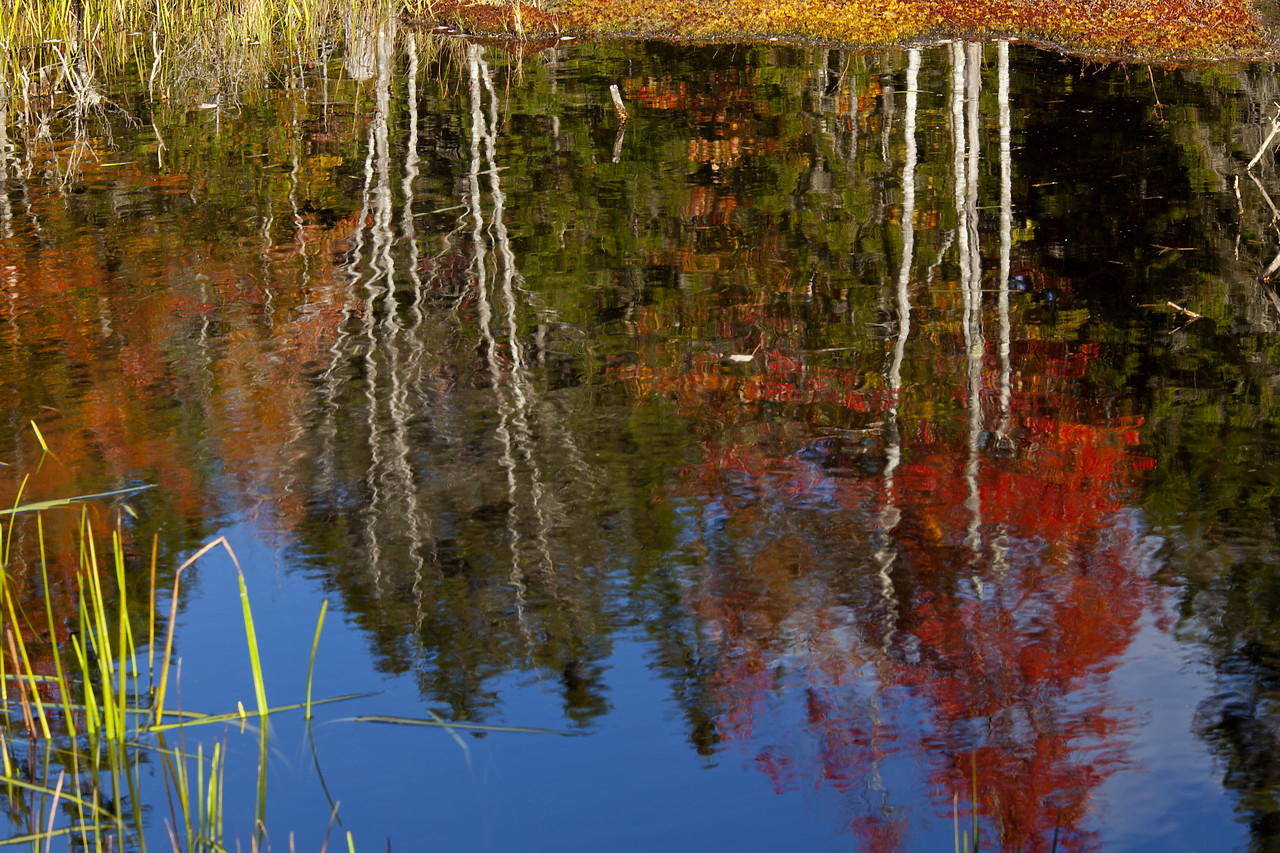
[10,27,1280,847]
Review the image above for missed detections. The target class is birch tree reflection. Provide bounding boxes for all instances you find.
[11,28,1280,848]
[281,45,1280,849]
[299,36,642,725]
[617,43,1156,852]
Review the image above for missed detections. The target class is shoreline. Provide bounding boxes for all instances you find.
[404,0,1280,63]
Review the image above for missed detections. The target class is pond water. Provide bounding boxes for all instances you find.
[3,24,1280,852]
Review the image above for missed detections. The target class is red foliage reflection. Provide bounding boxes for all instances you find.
[616,303,1156,851]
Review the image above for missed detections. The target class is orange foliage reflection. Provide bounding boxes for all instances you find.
[0,190,360,684]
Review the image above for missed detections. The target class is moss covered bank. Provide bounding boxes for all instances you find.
[404,0,1278,61]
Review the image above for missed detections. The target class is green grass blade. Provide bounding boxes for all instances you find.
[0,575,10,712]
[148,532,158,688]
[351,714,563,735]
[70,633,100,740]
[150,693,375,732]
[237,570,269,717]
[0,485,155,518]
[0,772,99,811]
[1,824,79,846]
[425,707,471,767]
[112,528,139,738]
[196,743,206,842]
[29,420,48,453]
[306,600,327,721]
[81,514,118,742]
[254,723,268,848]
[36,514,75,740]
[3,473,30,566]
[159,730,194,849]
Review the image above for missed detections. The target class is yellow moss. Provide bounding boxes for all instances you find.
[407,0,1277,59]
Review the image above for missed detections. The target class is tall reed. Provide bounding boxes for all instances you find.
[0,427,339,851]
[0,472,553,849]
[0,0,352,112]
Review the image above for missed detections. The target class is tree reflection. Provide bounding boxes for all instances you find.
[614,42,1163,851]
[8,26,1280,848]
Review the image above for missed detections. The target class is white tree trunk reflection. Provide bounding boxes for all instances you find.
[992,41,1014,576]
[877,47,921,651]
[952,42,985,574]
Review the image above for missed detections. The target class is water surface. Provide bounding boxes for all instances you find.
[2,29,1280,852]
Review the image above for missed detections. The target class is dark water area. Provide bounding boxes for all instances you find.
[4,25,1280,851]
